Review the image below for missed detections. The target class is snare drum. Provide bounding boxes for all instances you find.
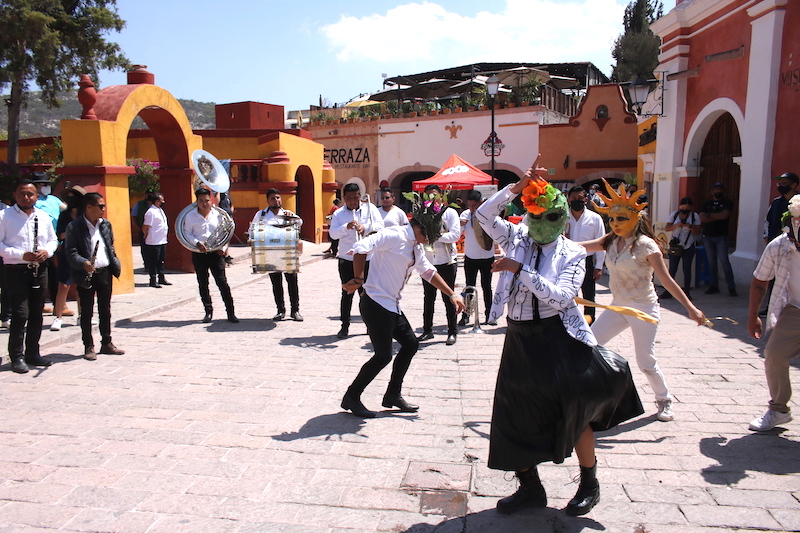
[248,222,300,273]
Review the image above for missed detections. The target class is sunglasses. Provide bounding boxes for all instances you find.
[93,204,107,209]
[530,212,564,222]
[381,196,392,199]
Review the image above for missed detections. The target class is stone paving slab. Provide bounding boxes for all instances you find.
[0,242,798,531]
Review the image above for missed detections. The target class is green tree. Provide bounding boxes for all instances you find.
[611,0,664,83]
[0,0,129,165]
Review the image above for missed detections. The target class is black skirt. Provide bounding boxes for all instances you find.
[488,316,644,471]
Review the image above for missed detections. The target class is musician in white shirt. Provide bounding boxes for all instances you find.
[0,180,58,373]
[251,188,303,322]
[184,188,238,324]
[328,183,384,338]
[142,192,170,288]
[459,190,496,326]
[378,189,408,227]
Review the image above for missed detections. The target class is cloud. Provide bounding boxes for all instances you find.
[321,0,626,73]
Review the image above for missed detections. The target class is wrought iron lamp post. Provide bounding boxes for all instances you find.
[486,74,500,185]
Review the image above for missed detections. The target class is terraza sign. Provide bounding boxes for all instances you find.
[324,147,371,169]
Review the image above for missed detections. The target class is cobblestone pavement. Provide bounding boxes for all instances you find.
[0,242,798,532]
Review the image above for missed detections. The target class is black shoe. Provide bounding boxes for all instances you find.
[458,314,469,327]
[337,325,349,339]
[382,394,419,412]
[224,256,233,265]
[149,280,161,288]
[704,286,719,295]
[417,331,434,341]
[729,288,738,297]
[565,462,600,516]
[291,311,304,322]
[273,312,285,321]
[446,334,457,345]
[227,314,240,323]
[158,278,172,286]
[659,290,672,299]
[202,310,212,323]
[10,358,29,374]
[24,355,52,367]
[341,394,376,418]
[497,468,547,514]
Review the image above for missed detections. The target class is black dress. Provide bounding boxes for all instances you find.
[488,315,643,471]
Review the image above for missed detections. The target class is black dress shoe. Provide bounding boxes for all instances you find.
[417,331,434,341]
[11,358,29,374]
[291,311,304,322]
[445,334,457,345]
[341,394,376,418]
[25,355,52,367]
[158,278,172,286]
[337,325,349,339]
[149,281,161,288]
[273,312,285,321]
[227,314,240,323]
[729,288,738,297]
[458,315,469,327]
[704,286,720,295]
[202,311,212,323]
[382,394,419,412]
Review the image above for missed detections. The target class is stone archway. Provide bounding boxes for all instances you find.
[59,73,204,293]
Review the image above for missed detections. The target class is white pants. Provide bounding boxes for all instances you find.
[592,301,671,401]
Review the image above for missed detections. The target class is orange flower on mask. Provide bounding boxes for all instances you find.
[521,179,555,215]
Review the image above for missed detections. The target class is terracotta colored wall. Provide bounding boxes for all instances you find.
[771,2,800,181]
[216,102,284,129]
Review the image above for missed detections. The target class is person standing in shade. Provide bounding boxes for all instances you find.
[251,188,302,321]
[700,182,737,296]
[324,198,341,257]
[417,184,461,345]
[475,162,643,516]
[51,185,86,332]
[458,190,495,326]
[378,188,408,227]
[661,197,702,300]
[31,172,64,315]
[329,183,383,338]
[65,192,125,360]
[340,197,465,418]
[759,172,799,315]
[747,195,800,432]
[183,188,238,323]
[142,192,171,288]
[0,180,58,373]
[131,189,153,270]
[565,186,606,324]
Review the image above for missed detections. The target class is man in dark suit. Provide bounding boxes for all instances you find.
[65,192,125,361]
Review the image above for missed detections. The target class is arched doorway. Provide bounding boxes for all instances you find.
[394,171,435,212]
[698,113,741,245]
[294,165,315,242]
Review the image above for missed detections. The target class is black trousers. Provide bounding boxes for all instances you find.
[422,262,458,335]
[463,256,494,320]
[580,255,597,319]
[269,272,299,313]
[77,268,113,348]
[46,256,58,306]
[338,258,370,326]
[6,264,47,359]
[143,243,166,279]
[348,294,419,396]
[192,252,234,314]
[0,260,10,321]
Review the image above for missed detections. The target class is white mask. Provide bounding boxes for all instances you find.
[40,185,51,196]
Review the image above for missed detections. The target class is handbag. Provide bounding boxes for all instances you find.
[666,212,691,256]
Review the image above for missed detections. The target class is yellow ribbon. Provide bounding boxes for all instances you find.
[575,297,658,324]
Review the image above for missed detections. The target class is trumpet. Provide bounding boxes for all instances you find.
[462,286,484,334]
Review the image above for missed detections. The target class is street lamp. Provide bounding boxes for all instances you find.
[628,76,651,115]
[486,74,500,185]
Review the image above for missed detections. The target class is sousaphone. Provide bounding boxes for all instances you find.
[175,150,236,252]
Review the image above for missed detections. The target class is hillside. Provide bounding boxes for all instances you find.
[0,91,217,138]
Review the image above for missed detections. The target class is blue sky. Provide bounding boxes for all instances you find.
[97,0,677,113]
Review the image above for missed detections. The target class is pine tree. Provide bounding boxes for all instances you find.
[611,0,664,83]
[0,0,129,165]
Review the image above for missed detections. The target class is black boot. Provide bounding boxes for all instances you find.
[496,467,547,514]
[202,306,213,323]
[382,392,419,412]
[341,390,376,418]
[10,357,29,374]
[565,461,600,516]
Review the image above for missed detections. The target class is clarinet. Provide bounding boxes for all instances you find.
[85,241,100,287]
[29,216,40,289]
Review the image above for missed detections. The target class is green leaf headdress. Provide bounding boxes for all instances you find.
[402,187,458,244]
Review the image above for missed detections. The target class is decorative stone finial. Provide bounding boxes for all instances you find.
[78,75,97,120]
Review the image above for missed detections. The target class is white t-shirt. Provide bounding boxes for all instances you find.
[379,205,408,227]
[143,205,168,245]
[460,210,495,260]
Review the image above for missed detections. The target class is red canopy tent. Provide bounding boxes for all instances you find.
[412,154,493,191]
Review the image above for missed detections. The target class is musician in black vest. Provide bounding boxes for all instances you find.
[65,192,125,361]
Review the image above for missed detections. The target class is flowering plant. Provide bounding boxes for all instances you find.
[521,178,559,215]
[127,158,160,194]
[788,195,800,218]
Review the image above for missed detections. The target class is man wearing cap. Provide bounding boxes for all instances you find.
[747,195,800,431]
[700,182,737,296]
[759,173,799,315]
[31,172,64,314]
